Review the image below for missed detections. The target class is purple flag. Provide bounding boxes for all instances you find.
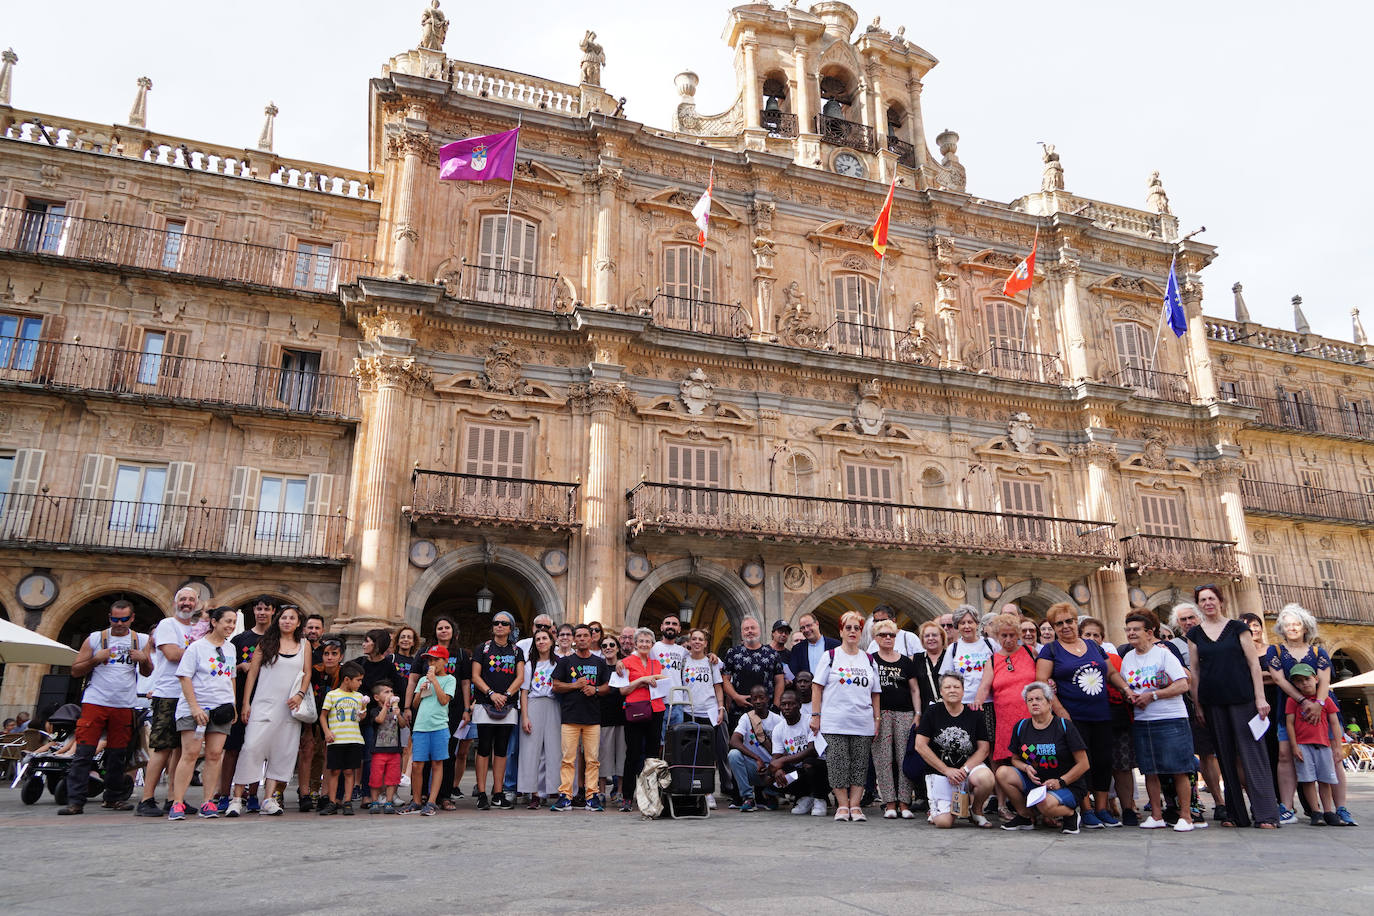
[439,128,519,181]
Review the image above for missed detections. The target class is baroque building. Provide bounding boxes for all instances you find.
[0,3,1369,725]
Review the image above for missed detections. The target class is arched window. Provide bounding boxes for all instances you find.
[779,453,816,496]
[920,466,947,508]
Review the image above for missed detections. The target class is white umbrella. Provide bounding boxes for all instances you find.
[1331,670,1374,691]
[0,617,78,666]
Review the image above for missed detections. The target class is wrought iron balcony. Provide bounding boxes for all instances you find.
[886,135,917,168]
[761,110,799,138]
[1258,582,1374,626]
[969,346,1065,385]
[1227,391,1374,441]
[0,337,359,420]
[1107,366,1191,403]
[0,207,370,292]
[1121,533,1240,577]
[814,115,876,153]
[627,483,1120,562]
[0,493,347,564]
[823,321,906,361]
[455,263,564,313]
[1241,478,1374,526]
[650,293,751,339]
[407,470,580,530]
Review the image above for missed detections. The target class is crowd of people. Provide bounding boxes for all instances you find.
[27,584,1365,833]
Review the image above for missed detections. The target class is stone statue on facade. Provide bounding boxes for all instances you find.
[1146,170,1172,215]
[419,1,448,51]
[1041,143,1064,192]
[580,31,606,86]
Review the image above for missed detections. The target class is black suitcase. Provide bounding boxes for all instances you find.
[665,688,716,796]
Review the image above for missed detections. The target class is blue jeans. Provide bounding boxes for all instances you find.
[502,725,520,792]
[727,748,766,800]
[661,702,685,749]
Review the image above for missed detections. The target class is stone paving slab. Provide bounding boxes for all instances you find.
[2,775,1373,914]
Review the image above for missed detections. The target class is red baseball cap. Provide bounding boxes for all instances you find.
[424,646,450,660]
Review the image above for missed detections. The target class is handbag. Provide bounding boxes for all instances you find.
[208,703,237,727]
[482,702,514,721]
[624,699,653,722]
[290,673,318,724]
[901,722,926,782]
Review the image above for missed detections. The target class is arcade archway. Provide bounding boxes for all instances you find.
[623,559,758,654]
[793,573,948,639]
[998,579,1075,621]
[405,545,566,648]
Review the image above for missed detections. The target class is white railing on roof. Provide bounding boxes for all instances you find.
[1205,316,1366,365]
[448,61,580,115]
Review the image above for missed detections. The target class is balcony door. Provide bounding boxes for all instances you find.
[277,348,322,412]
[662,245,715,320]
[0,313,43,381]
[475,214,539,307]
[1000,477,1048,545]
[1112,321,1156,393]
[666,443,722,518]
[985,300,1028,375]
[832,274,879,352]
[1139,492,1185,537]
[844,462,894,533]
[73,455,193,550]
[463,424,529,516]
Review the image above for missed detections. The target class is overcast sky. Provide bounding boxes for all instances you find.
[7,1,1370,341]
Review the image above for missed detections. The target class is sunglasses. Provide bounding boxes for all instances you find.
[493,620,511,627]
[841,624,863,632]
[600,642,617,650]
[1006,656,1017,672]
[876,632,896,638]
[215,647,226,665]
[1193,585,1220,598]
[535,623,552,630]
[109,614,133,624]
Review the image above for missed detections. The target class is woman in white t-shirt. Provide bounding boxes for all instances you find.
[168,606,238,821]
[517,630,561,807]
[681,629,728,810]
[938,606,996,704]
[1120,608,1196,831]
[811,611,881,822]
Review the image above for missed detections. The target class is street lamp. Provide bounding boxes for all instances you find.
[476,585,493,616]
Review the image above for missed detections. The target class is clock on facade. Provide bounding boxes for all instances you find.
[833,152,865,178]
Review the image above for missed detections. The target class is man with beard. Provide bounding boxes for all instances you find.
[135,587,200,816]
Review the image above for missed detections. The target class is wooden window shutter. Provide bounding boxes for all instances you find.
[0,448,45,538]
[303,472,335,556]
[224,465,261,552]
[159,461,195,548]
[72,453,116,538]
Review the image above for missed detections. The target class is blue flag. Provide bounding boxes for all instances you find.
[1164,259,1186,337]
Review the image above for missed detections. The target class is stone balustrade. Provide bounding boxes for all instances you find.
[0,107,374,199]
[1205,315,1366,365]
[448,60,580,115]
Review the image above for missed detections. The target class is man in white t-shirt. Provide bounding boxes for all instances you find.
[136,588,200,816]
[61,598,153,815]
[653,615,689,746]
[727,685,782,811]
[864,605,922,656]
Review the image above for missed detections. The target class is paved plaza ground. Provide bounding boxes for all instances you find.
[3,774,1374,914]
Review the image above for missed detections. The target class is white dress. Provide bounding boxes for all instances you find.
[232,648,306,783]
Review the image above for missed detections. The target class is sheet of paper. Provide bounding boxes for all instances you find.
[1248,713,1269,741]
[1026,785,1048,807]
[811,732,828,757]
[783,771,799,784]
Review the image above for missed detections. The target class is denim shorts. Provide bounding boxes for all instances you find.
[1015,769,1079,809]
[412,728,450,762]
[1132,717,1195,775]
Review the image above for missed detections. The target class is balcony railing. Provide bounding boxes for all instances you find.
[650,293,751,339]
[0,207,370,293]
[0,337,359,420]
[886,135,917,168]
[1121,533,1240,577]
[0,493,346,564]
[407,470,580,530]
[1258,582,1374,626]
[814,115,876,153]
[970,346,1064,385]
[1229,391,1374,440]
[456,263,563,312]
[1241,478,1374,526]
[824,321,906,361]
[1108,365,1191,403]
[760,110,799,138]
[627,483,1120,561]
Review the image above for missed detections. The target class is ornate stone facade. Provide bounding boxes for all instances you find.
[0,1,1370,721]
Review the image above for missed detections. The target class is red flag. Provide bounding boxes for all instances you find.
[1002,231,1037,298]
[871,178,895,260]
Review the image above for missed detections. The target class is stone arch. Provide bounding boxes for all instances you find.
[1328,640,1374,674]
[1145,586,1184,613]
[792,573,948,627]
[404,545,565,630]
[35,575,174,639]
[999,579,1075,618]
[623,558,758,635]
[214,584,329,626]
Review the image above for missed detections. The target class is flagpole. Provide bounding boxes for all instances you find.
[1146,255,1174,374]
[1018,227,1039,357]
[695,160,713,332]
[500,113,523,282]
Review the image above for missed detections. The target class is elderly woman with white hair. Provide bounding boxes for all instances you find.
[619,625,668,812]
[1264,603,1354,826]
[996,680,1091,833]
[938,605,997,705]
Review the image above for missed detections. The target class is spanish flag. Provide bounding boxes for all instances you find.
[1002,230,1038,298]
[871,178,895,260]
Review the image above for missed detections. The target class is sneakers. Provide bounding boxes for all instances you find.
[420,803,437,816]
[226,797,245,818]
[298,794,314,813]
[1080,810,1104,830]
[811,797,827,816]
[586,793,605,812]
[317,801,338,816]
[135,798,162,817]
[1323,811,1342,827]
[167,802,187,821]
[1001,813,1035,831]
[550,794,572,812]
[214,795,230,814]
[198,802,219,819]
[1060,810,1080,834]
[383,802,399,814]
[56,805,84,816]
[759,795,779,811]
[1172,819,1196,832]
[1096,809,1121,828]
[527,796,543,810]
[370,801,386,815]
[706,794,717,810]
[619,799,633,812]
[493,792,514,810]
[245,795,261,814]
[1120,808,1140,827]
[792,797,814,815]
[1311,813,1327,827]
[1336,806,1358,826]
[260,797,283,816]
[739,798,757,813]
[341,802,355,816]
[351,785,364,802]
[476,792,491,811]
[1140,816,1169,829]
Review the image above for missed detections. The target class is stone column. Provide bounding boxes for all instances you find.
[351,343,431,627]
[793,48,814,128]
[1073,442,1128,641]
[742,39,761,130]
[0,49,17,107]
[1180,276,1216,402]
[588,168,622,309]
[386,129,434,280]
[1203,457,1261,616]
[1054,246,1090,382]
[906,77,930,170]
[571,377,634,624]
[1094,566,1132,646]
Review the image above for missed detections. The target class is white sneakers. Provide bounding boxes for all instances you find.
[260,797,283,816]
[225,797,245,818]
[811,797,827,816]
[1172,819,1195,832]
[399,774,411,788]
[1140,816,1169,829]
[792,797,814,815]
